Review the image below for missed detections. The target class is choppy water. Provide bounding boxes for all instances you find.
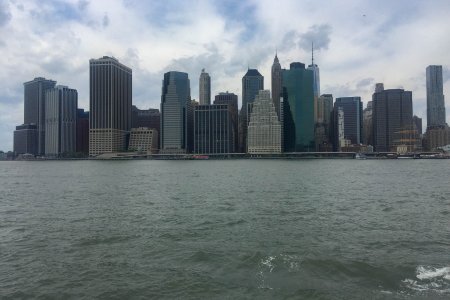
[1,159,450,299]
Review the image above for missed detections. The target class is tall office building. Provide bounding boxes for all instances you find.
[247,90,282,153]
[271,53,282,117]
[214,92,239,152]
[240,69,264,152]
[89,56,132,156]
[76,109,89,155]
[23,77,57,155]
[194,104,234,154]
[426,65,446,128]
[199,69,211,105]
[372,86,413,152]
[363,101,373,145]
[45,85,78,156]
[333,97,363,148]
[282,62,315,152]
[160,71,193,153]
[315,94,333,150]
[307,45,320,122]
[413,115,422,135]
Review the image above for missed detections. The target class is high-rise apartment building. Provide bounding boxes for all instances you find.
[247,90,282,153]
[193,104,234,154]
[372,87,413,152]
[160,71,193,153]
[199,69,211,105]
[45,85,78,156]
[271,53,282,117]
[333,97,363,148]
[282,62,315,152]
[426,65,446,128]
[214,92,239,152]
[23,77,56,155]
[89,56,132,156]
[240,69,264,152]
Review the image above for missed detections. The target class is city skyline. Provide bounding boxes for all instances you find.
[1,0,450,151]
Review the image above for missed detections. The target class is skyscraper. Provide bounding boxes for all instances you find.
[247,90,282,153]
[282,62,315,152]
[214,92,239,152]
[372,86,413,152]
[13,124,38,156]
[89,56,132,156]
[426,65,446,128]
[333,97,363,148]
[271,53,282,117]
[23,77,56,155]
[240,69,264,152]
[363,101,373,146]
[199,69,211,105]
[76,109,89,155]
[307,44,320,122]
[45,85,78,156]
[160,71,193,153]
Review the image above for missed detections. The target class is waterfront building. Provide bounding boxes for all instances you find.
[363,101,373,146]
[45,86,78,156]
[333,97,363,149]
[89,56,132,156]
[193,104,234,154]
[160,71,193,153]
[424,126,450,150]
[307,45,320,122]
[282,62,315,152]
[76,109,89,155]
[247,90,282,153]
[132,105,160,149]
[13,124,38,155]
[23,77,57,155]
[214,92,239,152]
[372,85,413,152]
[240,69,264,152]
[128,127,158,153]
[271,53,282,117]
[199,69,211,105]
[426,65,446,128]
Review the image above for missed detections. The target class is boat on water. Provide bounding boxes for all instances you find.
[192,155,209,160]
[355,153,367,160]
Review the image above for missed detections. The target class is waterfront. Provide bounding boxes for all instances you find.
[1,160,449,299]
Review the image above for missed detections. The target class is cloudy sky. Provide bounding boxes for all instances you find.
[1,0,449,151]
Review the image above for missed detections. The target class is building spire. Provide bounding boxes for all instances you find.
[311,41,314,65]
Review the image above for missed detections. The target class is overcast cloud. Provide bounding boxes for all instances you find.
[0,0,449,151]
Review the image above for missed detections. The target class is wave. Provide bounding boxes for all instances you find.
[402,265,450,294]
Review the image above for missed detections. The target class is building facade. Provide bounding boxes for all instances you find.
[128,127,158,153]
[426,65,446,128]
[193,104,234,154]
[363,101,373,146]
[160,71,193,153]
[89,56,132,156]
[76,109,89,155]
[23,77,57,155]
[45,86,78,156]
[372,87,413,152]
[199,69,211,105]
[333,97,363,149]
[247,90,282,153]
[271,54,282,117]
[282,62,315,152]
[214,92,239,152]
[240,69,264,152]
[13,124,38,155]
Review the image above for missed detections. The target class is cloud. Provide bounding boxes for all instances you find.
[298,24,332,51]
[102,13,109,27]
[0,0,12,26]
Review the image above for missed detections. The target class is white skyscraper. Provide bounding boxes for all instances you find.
[247,90,282,153]
[199,69,211,105]
[307,43,320,123]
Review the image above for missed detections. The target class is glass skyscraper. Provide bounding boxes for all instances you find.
[333,97,363,148]
[426,65,446,128]
[282,62,315,152]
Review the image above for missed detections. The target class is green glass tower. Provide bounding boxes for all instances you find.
[282,62,315,152]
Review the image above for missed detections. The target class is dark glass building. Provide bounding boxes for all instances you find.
[76,109,89,155]
[160,71,193,153]
[333,97,363,149]
[282,62,315,152]
[214,92,238,152]
[372,88,413,152]
[13,124,38,155]
[23,77,56,155]
[193,104,234,154]
[426,65,446,128]
[132,105,160,149]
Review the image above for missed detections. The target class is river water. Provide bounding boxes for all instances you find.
[1,159,449,299]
